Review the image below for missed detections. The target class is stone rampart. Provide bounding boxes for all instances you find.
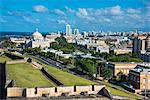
[7,85,105,98]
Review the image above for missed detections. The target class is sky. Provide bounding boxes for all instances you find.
[0,0,150,32]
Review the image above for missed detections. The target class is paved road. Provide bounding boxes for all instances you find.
[27,54,88,78]
[37,55,67,69]
[37,55,79,75]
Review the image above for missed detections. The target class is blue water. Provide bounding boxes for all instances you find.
[0,32,49,37]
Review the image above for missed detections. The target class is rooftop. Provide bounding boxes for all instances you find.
[130,68,150,73]
[109,62,150,65]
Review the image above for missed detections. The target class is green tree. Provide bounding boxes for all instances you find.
[101,65,112,80]
[79,58,97,76]
[2,39,16,48]
[50,42,61,50]
[23,47,41,55]
[55,34,67,46]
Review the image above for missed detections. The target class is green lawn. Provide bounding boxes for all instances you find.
[98,81,143,100]
[0,55,12,63]
[44,65,97,86]
[26,55,97,86]
[7,62,56,87]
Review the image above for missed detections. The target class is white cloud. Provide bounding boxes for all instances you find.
[127,14,141,19]
[33,5,48,13]
[53,9,65,15]
[23,16,40,24]
[76,8,88,17]
[103,18,111,22]
[110,5,123,15]
[7,11,30,17]
[112,16,124,20]
[146,6,150,17]
[127,8,141,14]
[56,19,67,24]
[65,6,75,13]
[76,8,94,21]
[79,5,123,17]
[0,18,7,23]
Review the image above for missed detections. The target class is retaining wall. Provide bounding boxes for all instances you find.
[40,68,64,86]
[7,85,105,98]
[7,87,25,97]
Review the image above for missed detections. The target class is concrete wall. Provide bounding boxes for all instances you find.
[40,68,64,86]
[37,87,55,97]
[7,87,25,97]
[26,88,37,97]
[0,62,6,99]
[7,85,105,98]
[57,86,74,96]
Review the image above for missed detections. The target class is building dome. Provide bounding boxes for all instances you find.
[33,28,43,40]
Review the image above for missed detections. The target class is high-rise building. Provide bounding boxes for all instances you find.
[66,24,72,35]
[132,34,147,54]
[83,31,88,37]
[74,29,79,35]
[132,36,141,54]
[146,35,150,52]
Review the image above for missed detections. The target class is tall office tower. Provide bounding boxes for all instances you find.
[66,24,72,35]
[132,34,147,54]
[146,35,150,52]
[83,31,88,37]
[141,39,146,53]
[74,29,79,35]
[132,36,141,54]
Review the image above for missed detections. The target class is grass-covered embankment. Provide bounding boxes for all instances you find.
[7,62,56,87]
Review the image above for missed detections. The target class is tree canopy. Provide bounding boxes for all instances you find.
[55,35,67,46]
[2,39,16,48]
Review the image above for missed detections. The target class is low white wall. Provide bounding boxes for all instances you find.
[7,87,25,97]
[8,85,105,98]
[26,88,37,97]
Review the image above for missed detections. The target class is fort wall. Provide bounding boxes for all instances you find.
[7,85,105,98]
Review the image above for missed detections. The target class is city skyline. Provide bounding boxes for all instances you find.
[0,0,150,32]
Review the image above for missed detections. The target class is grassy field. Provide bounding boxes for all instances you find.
[0,55,12,63]
[7,62,56,87]
[45,65,97,86]
[27,55,97,86]
[97,81,143,100]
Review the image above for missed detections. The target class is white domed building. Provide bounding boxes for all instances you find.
[32,28,44,40]
[26,28,50,48]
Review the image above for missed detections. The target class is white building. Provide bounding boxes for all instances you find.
[113,48,132,55]
[26,28,50,48]
[96,46,109,53]
[45,34,60,43]
[66,24,72,35]
[32,28,44,40]
[74,29,79,35]
[83,31,88,37]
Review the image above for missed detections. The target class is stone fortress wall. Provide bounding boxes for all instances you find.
[7,85,105,98]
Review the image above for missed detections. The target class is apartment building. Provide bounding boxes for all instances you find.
[129,67,150,90]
